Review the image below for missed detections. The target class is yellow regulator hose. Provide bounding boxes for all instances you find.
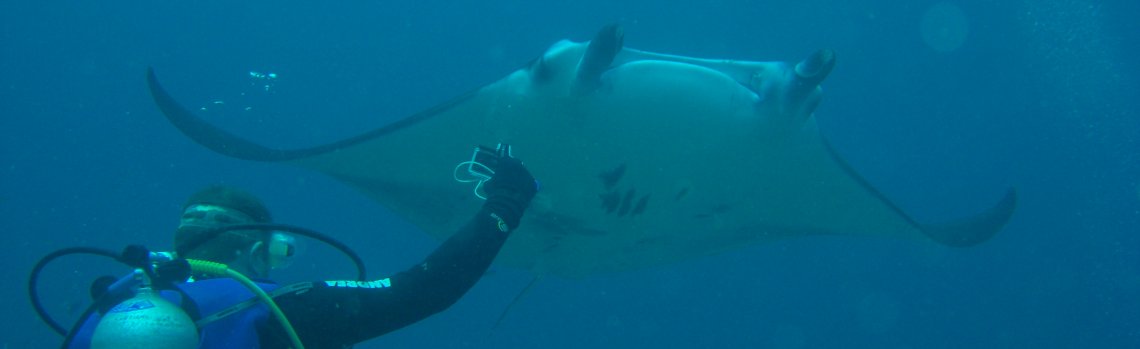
[186,259,305,349]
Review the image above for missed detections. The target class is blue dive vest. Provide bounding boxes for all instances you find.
[70,278,280,349]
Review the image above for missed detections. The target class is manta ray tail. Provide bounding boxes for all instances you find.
[490,274,543,332]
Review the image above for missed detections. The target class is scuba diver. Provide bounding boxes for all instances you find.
[31,146,537,348]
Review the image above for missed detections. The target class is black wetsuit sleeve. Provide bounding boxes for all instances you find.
[264,207,512,348]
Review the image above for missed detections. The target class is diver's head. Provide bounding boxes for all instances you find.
[174,185,288,278]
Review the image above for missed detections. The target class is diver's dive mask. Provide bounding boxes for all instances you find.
[179,204,258,229]
[177,204,296,269]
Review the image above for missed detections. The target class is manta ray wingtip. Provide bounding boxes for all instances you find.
[146,68,294,162]
[922,188,1018,247]
[145,67,160,87]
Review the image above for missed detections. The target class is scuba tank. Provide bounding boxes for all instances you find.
[29,223,368,349]
[90,271,198,349]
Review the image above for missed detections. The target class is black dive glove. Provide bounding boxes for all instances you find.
[482,157,537,231]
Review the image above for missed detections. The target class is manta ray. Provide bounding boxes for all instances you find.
[147,25,1016,278]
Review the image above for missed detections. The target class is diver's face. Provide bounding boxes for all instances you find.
[176,204,261,260]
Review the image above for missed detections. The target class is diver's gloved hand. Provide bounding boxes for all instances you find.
[482,157,537,232]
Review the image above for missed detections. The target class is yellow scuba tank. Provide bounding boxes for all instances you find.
[90,282,198,349]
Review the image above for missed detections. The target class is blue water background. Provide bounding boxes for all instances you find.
[2,0,1137,347]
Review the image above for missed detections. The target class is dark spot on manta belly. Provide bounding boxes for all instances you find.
[617,189,636,216]
[595,163,650,217]
[598,163,627,190]
[675,187,689,201]
[631,194,650,216]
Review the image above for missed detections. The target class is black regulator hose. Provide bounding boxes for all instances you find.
[32,223,366,340]
[59,294,107,349]
[178,223,368,280]
[28,247,122,336]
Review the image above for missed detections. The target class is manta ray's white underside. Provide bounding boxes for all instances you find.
[148,25,1016,278]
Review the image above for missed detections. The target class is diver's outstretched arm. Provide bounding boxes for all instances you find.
[267,158,537,348]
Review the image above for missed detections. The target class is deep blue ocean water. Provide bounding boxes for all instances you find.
[2,0,1137,348]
